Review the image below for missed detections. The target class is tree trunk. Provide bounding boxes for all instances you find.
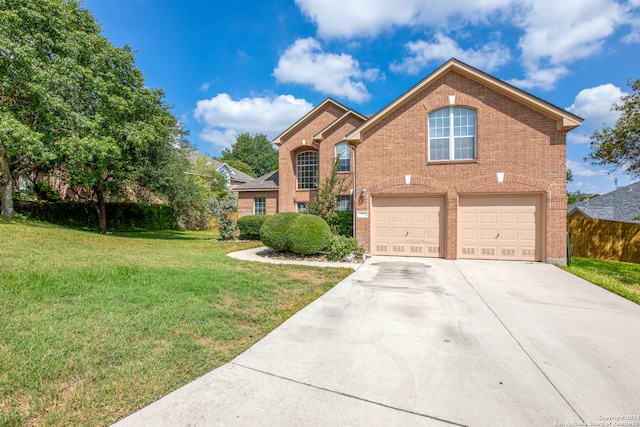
[95,189,107,234]
[1,179,14,217]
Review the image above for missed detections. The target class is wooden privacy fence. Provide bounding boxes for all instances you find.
[567,216,640,264]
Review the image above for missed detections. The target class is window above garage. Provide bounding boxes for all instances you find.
[428,107,476,162]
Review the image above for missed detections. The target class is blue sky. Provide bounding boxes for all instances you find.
[82,0,640,194]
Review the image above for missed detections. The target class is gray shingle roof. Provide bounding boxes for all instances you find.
[568,181,640,223]
[235,170,279,191]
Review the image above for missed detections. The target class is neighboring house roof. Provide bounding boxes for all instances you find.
[568,181,640,223]
[272,98,351,146]
[235,170,279,191]
[187,151,253,183]
[346,58,584,143]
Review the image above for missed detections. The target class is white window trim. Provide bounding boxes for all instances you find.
[428,107,476,162]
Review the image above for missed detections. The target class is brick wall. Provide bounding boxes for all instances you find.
[353,71,568,262]
[237,191,278,217]
[277,103,363,212]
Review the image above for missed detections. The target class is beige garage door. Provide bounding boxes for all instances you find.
[371,196,444,257]
[458,195,542,261]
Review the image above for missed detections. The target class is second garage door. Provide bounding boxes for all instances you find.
[458,194,542,261]
[371,196,444,257]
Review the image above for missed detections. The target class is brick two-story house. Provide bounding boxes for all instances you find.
[236,59,582,264]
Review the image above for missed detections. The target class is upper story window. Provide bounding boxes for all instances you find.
[296,151,318,190]
[335,141,351,172]
[429,107,476,161]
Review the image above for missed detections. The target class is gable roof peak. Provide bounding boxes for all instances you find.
[346,58,583,143]
[273,97,351,146]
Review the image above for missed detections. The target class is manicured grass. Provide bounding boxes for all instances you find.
[0,216,352,426]
[562,257,640,304]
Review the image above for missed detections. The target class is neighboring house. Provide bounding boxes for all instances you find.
[568,181,640,223]
[187,152,254,192]
[238,59,583,264]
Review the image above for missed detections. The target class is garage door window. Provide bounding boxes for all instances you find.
[429,107,476,161]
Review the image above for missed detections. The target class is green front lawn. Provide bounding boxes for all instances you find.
[563,257,640,304]
[0,216,352,426]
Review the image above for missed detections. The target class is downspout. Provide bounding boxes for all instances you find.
[351,141,356,238]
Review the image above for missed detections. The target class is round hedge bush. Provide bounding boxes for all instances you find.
[237,214,271,240]
[286,214,332,255]
[260,212,301,250]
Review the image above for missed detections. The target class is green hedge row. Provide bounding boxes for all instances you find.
[13,201,176,231]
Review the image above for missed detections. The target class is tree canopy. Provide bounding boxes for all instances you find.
[0,0,199,232]
[221,133,278,177]
[589,78,640,176]
[0,0,99,216]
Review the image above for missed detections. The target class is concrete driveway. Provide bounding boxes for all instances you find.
[114,257,640,426]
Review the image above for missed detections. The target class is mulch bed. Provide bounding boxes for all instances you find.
[255,247,364,264]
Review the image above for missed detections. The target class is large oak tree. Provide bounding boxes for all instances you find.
[221,133,278,177]
[589,79,640,176]
[1,0,191,232]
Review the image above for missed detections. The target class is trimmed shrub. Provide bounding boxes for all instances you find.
[326,211,353,237]
[237,215,271,240]
[286,214,332,255]
[260,212,301,250]
[327,234,364,261]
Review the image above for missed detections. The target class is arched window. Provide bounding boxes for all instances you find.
[335,141,351,172]
[296,151,318,189]
[429,107,476,161]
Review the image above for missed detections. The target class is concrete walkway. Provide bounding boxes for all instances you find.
[113,257,640,426]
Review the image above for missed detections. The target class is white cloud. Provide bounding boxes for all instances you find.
[198,128,237,150]
[391,33,510,75]
[567,84,627,127]
[294,0,513,39]
[295,0,639,90]
[516,0,624,68]
[194,93,313,150]
[623,31,640,43]
[508,65,570,91]
[273,37,378,103]
[567,133,591,145]
[199,82,211,92]
[567,158,608,177]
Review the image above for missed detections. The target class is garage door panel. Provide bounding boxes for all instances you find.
[377,212,390,222]
[372,196,444,257]
[392,212,407,222]
[409,228,426,238]
[500,212,518,223]
[409,212,425,222]
[391,227,407,238]
[480,229,498,239]
[459,194,541,261]
[479,212,498,224]
[520,229,536,240]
